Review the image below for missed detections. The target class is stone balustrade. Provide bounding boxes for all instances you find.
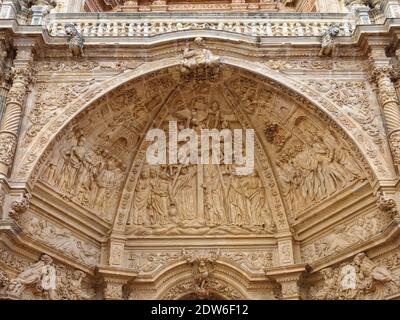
[46,13,356,38]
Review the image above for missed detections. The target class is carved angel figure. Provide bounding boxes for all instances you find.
[6,254,57,298]
[318,24,340,57]
[180,37,221,80]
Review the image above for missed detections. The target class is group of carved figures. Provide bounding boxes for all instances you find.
[311,252,399,300]
[130,164,274,231]
[0,254,91,300]
[276,130,364,216]
[41,134,125,221]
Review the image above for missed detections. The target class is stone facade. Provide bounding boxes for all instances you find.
[0,0,399,300]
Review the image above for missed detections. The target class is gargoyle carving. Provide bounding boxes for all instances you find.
[9,192,31,222]
[376,190,399,219]
[65,24,84,57]
[319,24,340,57]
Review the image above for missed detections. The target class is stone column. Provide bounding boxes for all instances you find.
[266,265,306,300]
[0,41,34,176]
[103,278,127,300]
[98,267,136,300]
[368,55,400,168]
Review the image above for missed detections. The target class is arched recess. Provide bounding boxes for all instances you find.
[15,54,383,250]
[17,55,387,189]
[149,260,258,300]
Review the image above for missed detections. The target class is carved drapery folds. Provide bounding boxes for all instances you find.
[0,45,34,176]
[368,62,400,166]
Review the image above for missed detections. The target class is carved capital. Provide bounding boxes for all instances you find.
[103,279,126,300]
[368,64,393,84]
[266,265,306,300]
[0,133,16,167]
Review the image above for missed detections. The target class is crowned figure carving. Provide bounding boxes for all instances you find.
[180,37,221,81]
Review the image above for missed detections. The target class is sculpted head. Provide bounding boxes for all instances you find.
[149,167,159,178]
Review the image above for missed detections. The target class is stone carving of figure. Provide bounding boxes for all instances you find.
[130,167,151,225]
[94,160,123,221]
[171,165,196,221]
[64,23,84,57]
[276,126,364,215]
[353,252,399,299]
[314,267,339,300]
[148,168,172,225]
[58,136,87,195]
[319,24,340,57]
[180,37,221,80]
[243,172,266,226]
[75,150,99,205]
[202,166,225,225]
[7,254,57,299]
[227,173,249,226]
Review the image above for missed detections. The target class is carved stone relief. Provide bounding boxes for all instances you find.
[24,81,96,145]
[304,80,384,149]
[309,252,400,300]
[301,211,390,263]
[226,75,368,221]
[19,212,100,267]
[265,59,366,72]
[30,67,373,235]
[126,249,274,275]
[0,254,94,300]
[37,71,175,223]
